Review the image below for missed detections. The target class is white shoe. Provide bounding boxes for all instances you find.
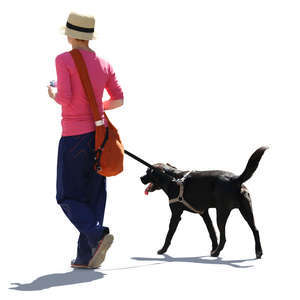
[88,234,114,268]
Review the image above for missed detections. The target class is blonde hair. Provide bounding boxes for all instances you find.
[75,38,88,42]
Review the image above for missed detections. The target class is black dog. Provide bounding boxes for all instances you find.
[140,147,267,258]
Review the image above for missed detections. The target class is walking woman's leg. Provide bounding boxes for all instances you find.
[73,173,109,265]
[87,173,108,232]
[84,139,113,268]
[56,132,104,260]
[73,233,91,265]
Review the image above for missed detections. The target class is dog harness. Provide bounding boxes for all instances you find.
[169,171,204,215]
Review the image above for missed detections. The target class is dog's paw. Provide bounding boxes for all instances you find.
[157,248,167,255]
[256,251,263,259]
[210,249,220,257]
[211,244,218,253]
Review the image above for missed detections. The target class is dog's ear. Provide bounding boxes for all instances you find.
[166,163,177,169]
[154,163,165,169]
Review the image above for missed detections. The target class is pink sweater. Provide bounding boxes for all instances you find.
[54,49,123,136]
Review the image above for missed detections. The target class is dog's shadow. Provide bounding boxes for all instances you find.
[9,255,255,291]
[131,254,256,268]
[9,269,105,291]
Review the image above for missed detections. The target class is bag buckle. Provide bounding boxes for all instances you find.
[93,127,109,173]
[94,147,103,172]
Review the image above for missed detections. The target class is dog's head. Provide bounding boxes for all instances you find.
[140,163,177,195]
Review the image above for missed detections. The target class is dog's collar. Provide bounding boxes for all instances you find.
[169,171,204,215]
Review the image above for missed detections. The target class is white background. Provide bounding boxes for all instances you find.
[1,0,299,298]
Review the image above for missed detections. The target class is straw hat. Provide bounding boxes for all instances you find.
[60,12,97,40]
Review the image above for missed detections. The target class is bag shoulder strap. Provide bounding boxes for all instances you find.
[69,49,103,124]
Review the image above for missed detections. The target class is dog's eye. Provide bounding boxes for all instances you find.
[146,169,153,175]
[150,168,158,175]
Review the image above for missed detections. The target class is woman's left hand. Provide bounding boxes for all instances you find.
[47,85,56,100]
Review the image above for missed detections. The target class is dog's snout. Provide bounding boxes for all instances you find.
[140,175,149,184]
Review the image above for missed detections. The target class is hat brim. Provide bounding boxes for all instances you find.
[59,25,97,40]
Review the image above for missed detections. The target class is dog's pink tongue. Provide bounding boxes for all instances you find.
[144,183,153,195]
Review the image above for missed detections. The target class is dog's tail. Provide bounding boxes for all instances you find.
[236,146,268,184]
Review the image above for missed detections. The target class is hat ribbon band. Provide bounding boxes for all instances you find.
[66,22,94,33]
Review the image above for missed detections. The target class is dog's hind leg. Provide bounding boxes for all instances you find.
[239,191,263,259]
[157,206,183,255]
[211,209,231,257]
[200,210,218,254]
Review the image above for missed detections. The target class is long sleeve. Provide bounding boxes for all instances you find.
[105,63,123,100]
[54,55,72,105]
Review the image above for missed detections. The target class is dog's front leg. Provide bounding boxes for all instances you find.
[157,207,183,255]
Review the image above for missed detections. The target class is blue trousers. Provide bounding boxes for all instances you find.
[56,130,108,265]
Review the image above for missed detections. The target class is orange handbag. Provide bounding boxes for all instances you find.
[69,49,124,177]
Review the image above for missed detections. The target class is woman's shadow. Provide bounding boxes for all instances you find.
[9,254,256,291]
[9,269,105,291]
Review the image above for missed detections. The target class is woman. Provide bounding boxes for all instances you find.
[47,12,124,269]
